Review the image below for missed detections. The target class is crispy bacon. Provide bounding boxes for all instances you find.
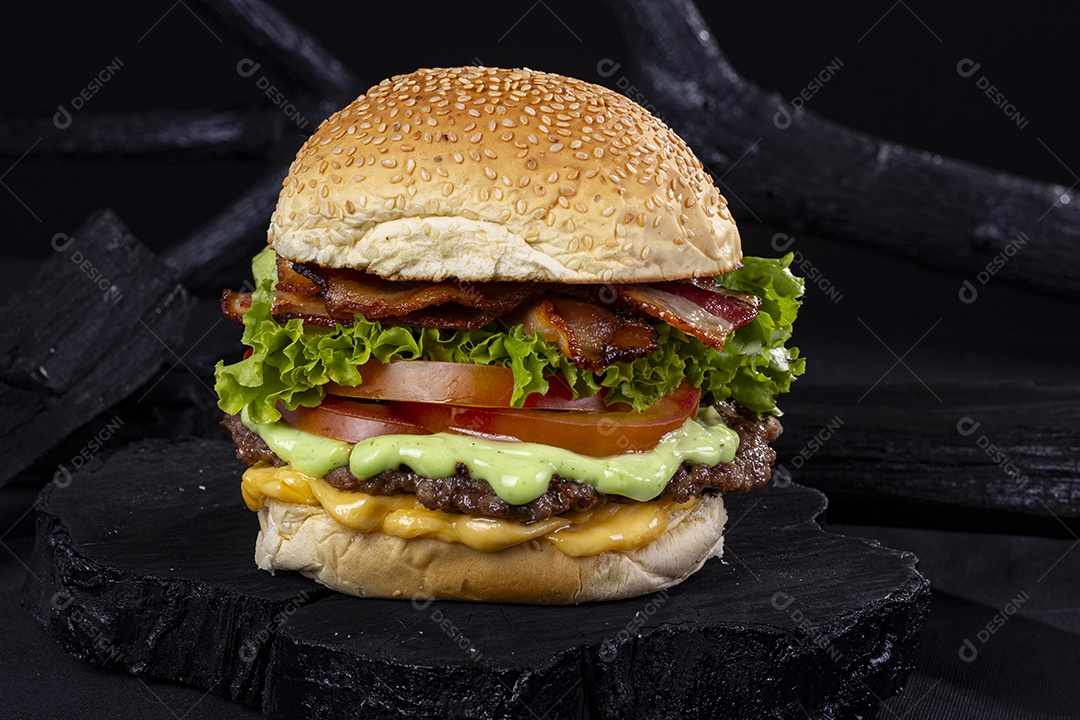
[271,290,353,328]
[277,257,321,296]
[221,260,760,368]
[387,306,505,330]
[222,285,503,330]
[294,264,537,319]
[617,281,759,351]
[511,296,658,370]
[221,289,251,323]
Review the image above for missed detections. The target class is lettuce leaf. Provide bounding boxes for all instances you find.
[214,249,805,423]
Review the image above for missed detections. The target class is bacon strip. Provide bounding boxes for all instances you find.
[221,289,251,323]
[223,287,502,330]
[295,264,537,319]
[271,290,353,328]
[222,261,759,366]
[277,257,321,296]
[617,281,759,350]
[512,296,658,370]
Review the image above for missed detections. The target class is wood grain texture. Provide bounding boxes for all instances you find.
[603,0,1080,301]
[774,383,1080,536]
[22,438,929,718]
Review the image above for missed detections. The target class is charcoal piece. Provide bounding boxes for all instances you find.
[194,0,359,100]
[0,109,282,158]
[163,158,294,291]
[0,209,184,393]
[774,382,1080,536]
[0,211,190,484]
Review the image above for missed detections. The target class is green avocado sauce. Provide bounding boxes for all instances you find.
[241,406,739,505]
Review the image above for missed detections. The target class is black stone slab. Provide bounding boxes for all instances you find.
[22,438,930,718]
[264,483,930,719]
[22,439,326,706]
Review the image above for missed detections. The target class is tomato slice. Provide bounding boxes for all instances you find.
[395,382,701,457]
[279,396,429,443]
[324,360,615,411]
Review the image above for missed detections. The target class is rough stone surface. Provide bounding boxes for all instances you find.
[23,438,930,718]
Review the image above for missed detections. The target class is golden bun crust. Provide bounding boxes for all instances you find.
[254,493,727,604]
[269,66,741,283]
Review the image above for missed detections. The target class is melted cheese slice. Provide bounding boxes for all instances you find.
[242,463,695,557]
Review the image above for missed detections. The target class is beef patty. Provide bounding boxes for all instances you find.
[222,401,782,522]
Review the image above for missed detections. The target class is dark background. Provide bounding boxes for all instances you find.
[5,1,1080,386]
[1,1,1078,718]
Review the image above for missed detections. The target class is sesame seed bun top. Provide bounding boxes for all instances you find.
[268,66,741,283]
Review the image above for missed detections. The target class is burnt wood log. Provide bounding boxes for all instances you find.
[22,438,929,719]
[0,110,283,159]
[0,211,189,484]
[0,148,291,482]
[774,382,1080,537]
[164,157,294,291]
[194,0,360,104]
[604,0,1080,302]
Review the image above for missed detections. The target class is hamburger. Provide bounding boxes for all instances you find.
[214,66,804,604]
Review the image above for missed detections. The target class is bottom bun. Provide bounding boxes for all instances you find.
[254,493,728,604]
